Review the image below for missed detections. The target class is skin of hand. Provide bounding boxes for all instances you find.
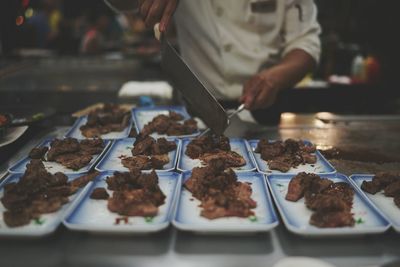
[240,49,316,110]
[138,0,179,32]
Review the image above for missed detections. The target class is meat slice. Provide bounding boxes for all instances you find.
[122,156,152,170]
[310,211,355,228]
[3,210,31,228]
[53,153,92,170]
[384,180,400,197]
[29,147,48,159]
[90,188,109,200]
[361,180,382,194]
[47,138,80,160]
[132,136,155,156]
[268,160,291,173]
[69,171,99,188]
[200,151,246,168]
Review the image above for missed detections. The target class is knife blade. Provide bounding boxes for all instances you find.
[159,35,229,135]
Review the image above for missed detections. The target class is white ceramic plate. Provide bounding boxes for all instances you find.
[95,138,180,172]
[350,174,400,232]
[132,106,200,138]
[0,173,94,237]
[177,138,256,172]
[248,140,336,175]
[63,171,181,233]
[8,139,111,175]
[65,115,133,140]
[267,173,390,236]
[173,171,279,233]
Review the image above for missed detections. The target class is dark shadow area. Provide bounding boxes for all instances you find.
[174,229,274,255]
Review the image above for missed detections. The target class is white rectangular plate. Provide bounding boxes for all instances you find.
[95,138,180,172]
[350,174,400,232]
[177,138,256,172]
[173,171,279,233]
[248,140,336,175]
[132,106,200,138]
[8,139,111,175]
[0,173,94,237]
[64,115,133,140]
[267,173,390,236]
[63,171,181,233]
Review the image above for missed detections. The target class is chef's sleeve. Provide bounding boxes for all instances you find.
[282,0,321,64]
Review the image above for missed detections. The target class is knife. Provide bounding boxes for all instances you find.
[155,24,229,135]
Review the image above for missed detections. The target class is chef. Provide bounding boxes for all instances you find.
[106,0,321,124]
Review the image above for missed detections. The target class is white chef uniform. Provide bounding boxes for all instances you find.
[174,0,321,100]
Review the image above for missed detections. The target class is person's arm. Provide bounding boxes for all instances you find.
[104,0,178,32]
[241,0,321,110]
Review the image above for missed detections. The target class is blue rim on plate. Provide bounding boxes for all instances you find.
[63,171,181,233]
[177,138,256,172]
[64,114,133,140]
[0,172,96,237]
[8,139,111,175]
[248,139,336,175]
[349,174,400,233]
[173,171,279,233]
[95,138,180,173]
[132,106,200,138]
[266,173,390,236]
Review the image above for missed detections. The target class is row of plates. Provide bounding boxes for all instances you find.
[64,106,201,140]
[0,171,397,237]
[8,138,336,176]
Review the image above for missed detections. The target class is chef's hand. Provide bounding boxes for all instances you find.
[138,0,178,32]
[240,68,281,110]
[240,49,317,110]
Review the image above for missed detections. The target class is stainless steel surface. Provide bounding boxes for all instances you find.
[0,115,399,267]
[160,38,228,135]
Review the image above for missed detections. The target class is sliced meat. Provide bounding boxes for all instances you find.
[90,188,109,200]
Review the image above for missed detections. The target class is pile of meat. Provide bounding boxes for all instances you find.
[184,159,256,219]
[80,104,131,138]
[255,139,317,172]
[90,170,165,217]
[286,172,355,228]
[361,172,400,209]
[1,159,98,227]
[121,135,177,171]
[141,110,197,136]
[185,135,246,168]
[29,138,104,170]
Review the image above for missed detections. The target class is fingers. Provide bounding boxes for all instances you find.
[139,0,153,19]
[241,77,262,110]
[139,0,178,31]
[145,0,167,29]
[160,0,178,32]
[241,76,278,110]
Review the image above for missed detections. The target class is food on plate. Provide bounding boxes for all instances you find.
[361,172,400,209]
[90,188,110,200]
[141,110,197,136]
[121,135,176,171]
[185,135,246,168]
[286,172,355,228]
[1,159,98,227]
[28,138,104,170]
[254,138,317,172]
[79,103,131,138]
[98,170,166,217]
[184,159,256,219]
